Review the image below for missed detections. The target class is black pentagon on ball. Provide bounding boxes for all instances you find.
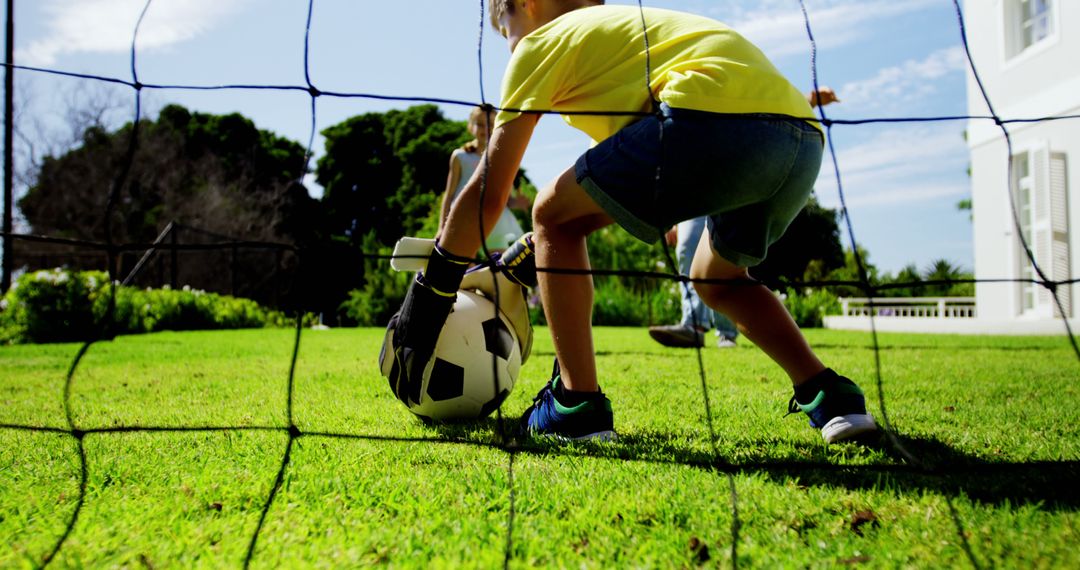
[427,358,465,401]
[481,317,514,360]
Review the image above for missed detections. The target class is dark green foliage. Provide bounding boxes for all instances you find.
[338,232,412,326]
[19,104,315,248]
[782,288,841,328]
[286,238,366,319]
[585,226,676,326]
[591,279,681,327]
[819,252,974,299]
[16,105,320,309]
[0,269,295,344]
[317,105,470,247]
[919,258,974,297]
[510,169,539,233]
[317,106,550,325]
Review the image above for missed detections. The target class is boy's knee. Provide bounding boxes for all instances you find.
[531,190,557,231]
[691,267,750,306]
[531,183,588,235]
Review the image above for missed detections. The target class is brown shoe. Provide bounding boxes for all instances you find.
[648,324,705,348]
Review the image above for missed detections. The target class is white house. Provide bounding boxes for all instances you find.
[965,0,1078,333]
[824,1,1077,335]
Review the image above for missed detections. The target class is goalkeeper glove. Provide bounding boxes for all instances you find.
[384,242,469,405]
[495,232,537,288]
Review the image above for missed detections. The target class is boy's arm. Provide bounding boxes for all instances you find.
[381,115,539,404]
[438,114,539,258]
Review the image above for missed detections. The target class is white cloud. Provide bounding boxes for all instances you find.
[726,0,942,59]
[838,181,969,208]
[20,0,250,66]
[816,124,970,208]
[840,47,966,109]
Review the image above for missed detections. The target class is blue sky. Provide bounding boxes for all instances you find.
[10,0,976,274]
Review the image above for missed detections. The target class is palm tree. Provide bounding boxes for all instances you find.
[923,259,971,297]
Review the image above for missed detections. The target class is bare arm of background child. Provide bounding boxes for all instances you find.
[436,153,463,236]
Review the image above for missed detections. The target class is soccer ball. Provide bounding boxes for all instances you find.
[381,289,520,421]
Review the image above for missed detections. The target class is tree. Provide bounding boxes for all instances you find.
[957,197,972,221]
[317,105,471,247]
[17,104,318,305]
[882,263,923,297]
[810,244,880,298]
[922,258,973,297]
[21,104,314,244]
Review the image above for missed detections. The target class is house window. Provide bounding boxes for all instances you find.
[1012,152,1036,312]
[1006,0,1054,59]
[1012,148,1072,318]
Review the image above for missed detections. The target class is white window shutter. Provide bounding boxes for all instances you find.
[1032,146,1052,309]
[1049,152,1071,317]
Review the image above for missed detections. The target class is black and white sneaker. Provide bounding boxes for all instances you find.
[788,368,877,443]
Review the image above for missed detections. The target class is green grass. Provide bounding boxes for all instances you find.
[1,327,1078,568]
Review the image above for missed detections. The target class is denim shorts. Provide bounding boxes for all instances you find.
[574,104,824,267]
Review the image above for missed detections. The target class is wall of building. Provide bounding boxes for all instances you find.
[965,0,1079,319]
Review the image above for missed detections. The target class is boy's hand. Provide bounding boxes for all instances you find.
[808,87,840,108]
[496,232,536,288]
[380,241,468,406]
[384,277,456,405]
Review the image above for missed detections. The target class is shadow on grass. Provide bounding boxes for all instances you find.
[760,431,1080,511]
[422,421,1080,512]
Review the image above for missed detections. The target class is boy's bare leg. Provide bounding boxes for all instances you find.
[532,167,614,393]
[689,231,825,385]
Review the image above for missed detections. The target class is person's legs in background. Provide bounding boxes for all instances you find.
[713,313,739,348]
[649,217,739,348]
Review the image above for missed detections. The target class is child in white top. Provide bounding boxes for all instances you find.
[437,106,531,254]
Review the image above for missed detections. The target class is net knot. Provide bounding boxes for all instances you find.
[307,85,322,98]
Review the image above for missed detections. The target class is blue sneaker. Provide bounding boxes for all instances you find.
[520,361,617,442]
[787,369,877,443]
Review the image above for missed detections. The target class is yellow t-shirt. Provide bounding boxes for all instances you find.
[496,5,819,143]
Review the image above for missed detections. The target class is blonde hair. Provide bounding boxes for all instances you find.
[488,0,515,31]
[488,0,604,32]
[461,106,493,154]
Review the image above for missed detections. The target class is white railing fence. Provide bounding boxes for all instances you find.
[838,297,977,319]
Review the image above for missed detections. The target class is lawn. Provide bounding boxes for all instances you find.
[1,326,1078,568]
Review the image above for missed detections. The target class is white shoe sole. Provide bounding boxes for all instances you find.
[821,414,877,443]
[536,430,619,443]
[570,430,618,442]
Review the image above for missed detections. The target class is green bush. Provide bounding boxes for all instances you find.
[340,233,412,327]
[590,278,682,326]
[0,268,296,344]
[0,269,104,343]
[522,277,681,328]
[782,288,841,328]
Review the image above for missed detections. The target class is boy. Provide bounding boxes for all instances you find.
[387,0,877,443]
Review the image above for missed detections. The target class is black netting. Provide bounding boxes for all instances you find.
[1,1,1078,567]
